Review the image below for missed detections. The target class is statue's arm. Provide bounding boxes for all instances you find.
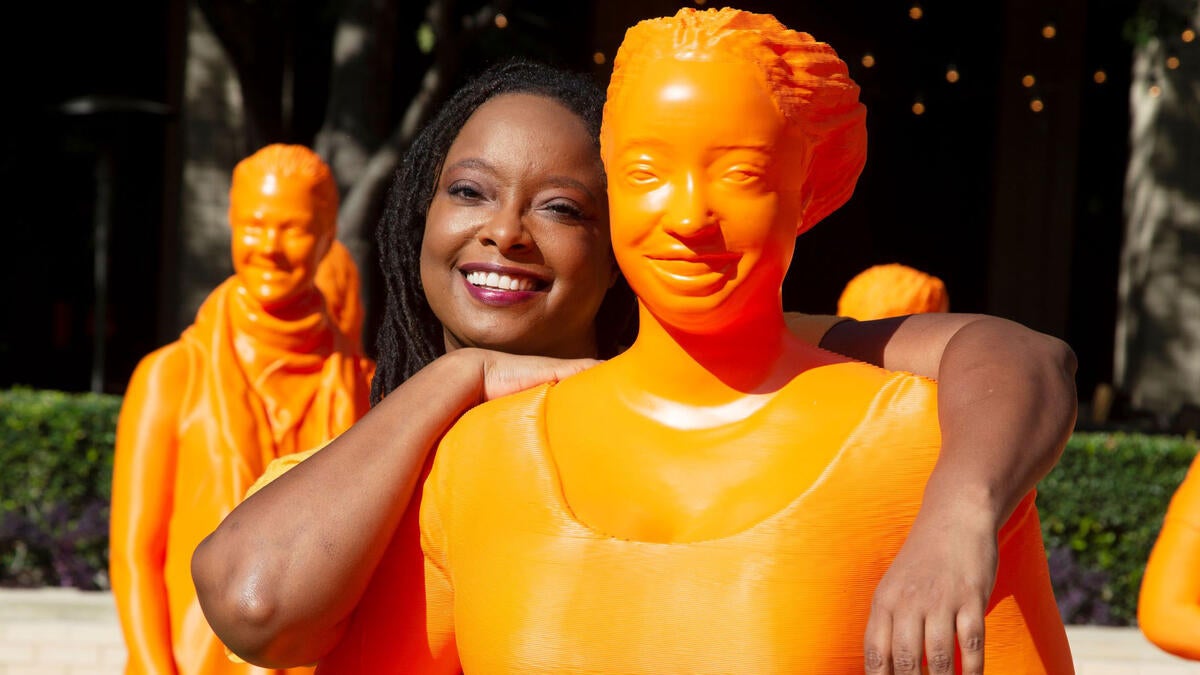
[191,348,596,667]
[110,346,187,675]
[1139,465,1200,661]
[817,312,1078,673]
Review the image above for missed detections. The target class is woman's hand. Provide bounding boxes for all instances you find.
[468,348,601,402]
[863,496,998,675]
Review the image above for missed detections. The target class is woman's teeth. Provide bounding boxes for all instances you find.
[465,270,538,291]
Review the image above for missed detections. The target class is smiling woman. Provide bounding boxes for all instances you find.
[420,93,617,359]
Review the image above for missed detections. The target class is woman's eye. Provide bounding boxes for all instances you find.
[544,201,585,219]
[448,183,484,200]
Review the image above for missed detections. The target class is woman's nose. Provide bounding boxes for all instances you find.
[475,207,533,253]
[662,173,714,238]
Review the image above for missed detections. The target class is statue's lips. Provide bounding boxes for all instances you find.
[645,254,740,277]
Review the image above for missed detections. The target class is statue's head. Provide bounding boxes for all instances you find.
[229,144,338,312]
[600,8,866,331]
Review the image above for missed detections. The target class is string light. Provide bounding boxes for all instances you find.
[912,100,926,115]
[861,53,876,68]
[1167,56,1181,70]
[494,13,508,28]
[946,66,960,83]
[909,4,923,20]
[1030,98,1044,113]
[593,51,606,65]
[1183,28,1196,43]
[1022,74,1036,88]
[1094,70,1107,84]
[1149,84,1162,97]
[1042,23,1057,39]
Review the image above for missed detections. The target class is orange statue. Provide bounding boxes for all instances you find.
[315,239,367,353]
[838,262,950,320]
[412,9,1073,673]
[109,144,372,675]
[1138,452,1200,660]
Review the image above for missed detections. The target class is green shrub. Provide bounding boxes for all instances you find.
[1037,432,1199,625]
[0,387,120,589]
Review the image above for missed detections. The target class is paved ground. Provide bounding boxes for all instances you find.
[2,588,1198,674]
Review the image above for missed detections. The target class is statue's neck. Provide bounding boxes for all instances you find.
[620,302,794,406]
[228,285,332,365]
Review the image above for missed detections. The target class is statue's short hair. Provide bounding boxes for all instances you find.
[602,7,867,232]
[232,144,339,233]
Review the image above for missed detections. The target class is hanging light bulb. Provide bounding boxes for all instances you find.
[861,53,876,68]
[494,13,508,29]
[1022,74,1036,88]
[1093,70,1107,84]
[1167,56,1181,70]
[946,66,960,83]
[912,100,926,115]
[909,4,923,20]
[593,51,606,65]
[1182,28,1196,43]
[1030,98,1045,112]
[1042,23,1057,39]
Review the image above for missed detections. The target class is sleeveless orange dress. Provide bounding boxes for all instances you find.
[416,368,1073,674]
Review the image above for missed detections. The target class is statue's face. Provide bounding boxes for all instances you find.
[605,57,805,332]
[229,172,332,311]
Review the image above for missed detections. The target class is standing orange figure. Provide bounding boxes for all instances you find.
[1138,451,1200,660]
[414,8,1073,673]
[109,144,372,675]
[838,262,950,320]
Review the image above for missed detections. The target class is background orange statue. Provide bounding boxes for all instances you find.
[415,8,1073,673]
[1138,452,1200,660]
[838,262,950,320]
[109,144,372,674]
[315,239,367,354]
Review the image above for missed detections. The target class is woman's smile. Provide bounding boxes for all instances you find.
[459,262,548,306]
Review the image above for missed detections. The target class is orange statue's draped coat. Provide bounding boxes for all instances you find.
[111,277,371,674]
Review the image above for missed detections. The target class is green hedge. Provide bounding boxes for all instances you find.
[1,387,1197,627]
[1037,432,1199,625]
[0,387,120,589]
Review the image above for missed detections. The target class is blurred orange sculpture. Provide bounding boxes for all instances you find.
[315,239,367,353]
[412,8,1073,673]
[109,144,372,675]
[838,262,950,320]
[1138,452,1200,660]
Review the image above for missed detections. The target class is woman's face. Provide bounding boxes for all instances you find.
[604,58,806,333]
[420,93,616,358]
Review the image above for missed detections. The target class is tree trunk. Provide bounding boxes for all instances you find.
[1115,6,1200,422]
[174,1,245,334]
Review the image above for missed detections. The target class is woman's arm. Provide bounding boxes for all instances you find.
[110,348,186,675]
[819,313,1078,675]
[191,348,597,667]
[1138,461,1200,661]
